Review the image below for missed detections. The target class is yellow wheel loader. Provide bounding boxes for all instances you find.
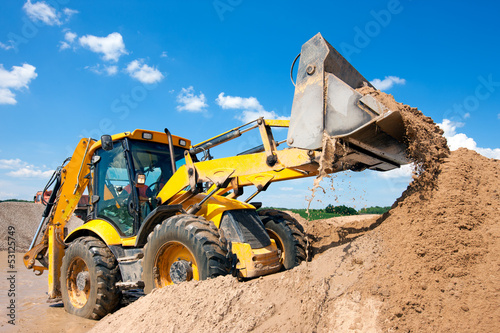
[24,33,409,319]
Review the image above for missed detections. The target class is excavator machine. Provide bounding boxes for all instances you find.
[24,33,409,319]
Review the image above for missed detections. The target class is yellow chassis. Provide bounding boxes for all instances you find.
[24,119,330,298]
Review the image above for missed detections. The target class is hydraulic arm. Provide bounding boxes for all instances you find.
[24,138,95,298]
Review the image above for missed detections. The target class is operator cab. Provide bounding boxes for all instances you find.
[90,131,188,237]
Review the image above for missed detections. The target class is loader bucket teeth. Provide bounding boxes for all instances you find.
[288,33,408,169]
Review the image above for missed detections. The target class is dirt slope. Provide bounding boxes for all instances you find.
[92,217,385,333]
[358,148,500,332]
[0,202,84,252]
[285,212,380,258]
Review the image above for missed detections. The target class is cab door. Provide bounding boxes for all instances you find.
[92,140,138,237]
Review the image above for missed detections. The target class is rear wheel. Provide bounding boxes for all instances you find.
[142,214,230,294]
[60,236,121,319]
[258,209,306,270]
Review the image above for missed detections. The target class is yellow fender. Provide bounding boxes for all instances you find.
[65,219,123,246]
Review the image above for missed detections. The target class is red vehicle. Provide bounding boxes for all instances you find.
[34,190,52,204]
[34,190,89,221]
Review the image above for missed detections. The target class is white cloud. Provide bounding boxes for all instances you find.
[239,110,288,124]
[8,168,54,178]
[0,64,37,89]
[370,76,406,91]
[216,92,287,123]
[85,64,118,76]
[0,63,38,105]
[216,93,262,110]
[62,8,78,21]
[79,32,127,62]
[59,31,78,50]
[126,59,164,84]
[65,31,77,43]
[0,159,53,178]
[279,187,294,191]
[160,51,168,58]
[0,191,18,200]
[59,41,70,50]
[105,65,118,76]
[176,87,208,112]
[0,41,14,51]
[23,1,78,26]
[377,164,414,179]
[0,89,16,105]
[438,119,500,159]
[0,159,27,169]
[23,0,60,25]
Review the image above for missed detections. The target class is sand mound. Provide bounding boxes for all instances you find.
[91,148,499,333]
[357,148,500,332]
[0,202,84,252]
[284,211,380,258]
[92,217,385,333]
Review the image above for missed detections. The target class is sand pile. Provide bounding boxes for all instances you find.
[285,211,381,257]
[357,148,500,332]
[0,202,84,252]
[92,216,385,333]
[91,148,499,333]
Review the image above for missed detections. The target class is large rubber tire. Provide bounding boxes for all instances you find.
[142,214,230,294]
[60,236,121,320]
[258,209,307,270]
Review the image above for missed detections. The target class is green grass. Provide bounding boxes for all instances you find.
[358,206,391,214]
[292,209,343,220]
[261,205,391,221]
[261,207,344,221]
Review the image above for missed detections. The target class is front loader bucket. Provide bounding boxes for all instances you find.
[288,33,408,171]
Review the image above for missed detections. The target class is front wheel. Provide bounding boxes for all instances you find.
[142,214,230,294]
[258,209,307,270]
[60,236,121,319]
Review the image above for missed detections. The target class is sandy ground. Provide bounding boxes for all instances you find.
[0,201,377,332]
[0,203,92,332]
[0,252,97,333]
[90,148,499,333]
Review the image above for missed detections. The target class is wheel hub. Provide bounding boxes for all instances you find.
[76,271,90,291]
[169,260,193,284]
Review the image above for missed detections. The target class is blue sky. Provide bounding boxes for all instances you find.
[1,0,499,209]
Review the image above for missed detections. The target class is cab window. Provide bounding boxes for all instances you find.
[94,143,135,236]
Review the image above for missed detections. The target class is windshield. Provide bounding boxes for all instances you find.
[129,140,186,220]
[130,140,186,191]
[94,139,186,236]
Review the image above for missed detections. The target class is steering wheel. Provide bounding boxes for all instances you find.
[148,181,163,198]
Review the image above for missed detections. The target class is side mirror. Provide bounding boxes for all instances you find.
[101,135,113,151]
